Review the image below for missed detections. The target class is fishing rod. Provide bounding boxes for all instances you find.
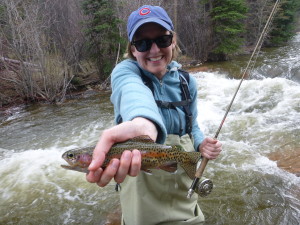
[187,0,282,199]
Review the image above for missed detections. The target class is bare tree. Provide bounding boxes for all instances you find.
[40,0,87,73]
[245,0,275,46]
[0,0,75,103]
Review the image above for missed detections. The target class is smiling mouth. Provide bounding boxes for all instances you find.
[148,56,163,62]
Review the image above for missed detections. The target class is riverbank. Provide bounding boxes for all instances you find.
[0,57,206,111]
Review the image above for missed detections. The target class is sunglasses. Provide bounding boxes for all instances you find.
[131,34,173,52]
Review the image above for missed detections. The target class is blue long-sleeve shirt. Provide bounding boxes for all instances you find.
[110,59,204,151]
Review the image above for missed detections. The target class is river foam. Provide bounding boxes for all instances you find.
[193,71,300,224]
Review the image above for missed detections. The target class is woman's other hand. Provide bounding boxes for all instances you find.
[199,137,222,160]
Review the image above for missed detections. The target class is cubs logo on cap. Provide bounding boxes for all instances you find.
[127,5,174,41]
[139,7,151,16]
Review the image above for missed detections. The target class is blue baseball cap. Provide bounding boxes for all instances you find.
[127,5,174,41]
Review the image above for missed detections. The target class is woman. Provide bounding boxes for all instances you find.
[87,5,222,225]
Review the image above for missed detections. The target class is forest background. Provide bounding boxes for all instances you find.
[0,0,300,107]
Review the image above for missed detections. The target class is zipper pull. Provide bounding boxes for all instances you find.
[157,79,163,94]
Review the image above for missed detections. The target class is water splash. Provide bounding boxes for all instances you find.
[0,147,119,224]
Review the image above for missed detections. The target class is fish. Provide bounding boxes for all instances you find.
[61,135,201,180]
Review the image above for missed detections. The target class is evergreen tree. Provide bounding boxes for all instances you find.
[209,0,248,60]
[268,0,300,46]
[82,0,125,81]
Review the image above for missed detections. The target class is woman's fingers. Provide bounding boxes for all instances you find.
[86,168,103,183]
[129,150,142,176]
[97,159,120,187]
[87,150,142,186]
[114,151,132,183]
[114,150,142,183]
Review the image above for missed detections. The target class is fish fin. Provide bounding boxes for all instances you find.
[61,165,89,173]
[172,145,185,152]
[180,152,202,180]
[114,135,155,148]
[159,161,178,173]
[128,135,154,143]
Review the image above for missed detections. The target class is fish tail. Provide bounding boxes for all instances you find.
[180,152,202,180]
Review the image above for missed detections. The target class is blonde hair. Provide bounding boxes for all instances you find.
[125,31,181,61]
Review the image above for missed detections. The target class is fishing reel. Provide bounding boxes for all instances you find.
[194,178,213,197]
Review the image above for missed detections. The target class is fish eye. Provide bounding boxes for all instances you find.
[67,153,74,158]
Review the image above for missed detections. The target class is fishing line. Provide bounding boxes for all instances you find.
[187,0,282,198]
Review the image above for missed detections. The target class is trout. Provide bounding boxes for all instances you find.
[61,135,201,180]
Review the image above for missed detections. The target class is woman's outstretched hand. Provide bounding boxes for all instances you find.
[86,117,157,187]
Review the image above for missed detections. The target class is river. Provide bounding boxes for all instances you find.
[1,34,299,225]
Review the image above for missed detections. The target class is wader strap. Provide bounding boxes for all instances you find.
[179,74,193,135]
[156,100,188,135]
[138,67,193,136]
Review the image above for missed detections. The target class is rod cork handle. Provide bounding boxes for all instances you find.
[195,157,209,178]
[187,157,209,198]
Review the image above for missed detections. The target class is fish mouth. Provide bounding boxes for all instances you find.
[61,164,73,169]
[61,164,89,173]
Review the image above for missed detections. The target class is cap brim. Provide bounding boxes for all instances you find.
[129,18,172,41]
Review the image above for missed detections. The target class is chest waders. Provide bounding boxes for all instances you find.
[120,134,204,225]
[120,70,204,225]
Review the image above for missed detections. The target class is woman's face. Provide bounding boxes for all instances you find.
[131,23,176,79]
